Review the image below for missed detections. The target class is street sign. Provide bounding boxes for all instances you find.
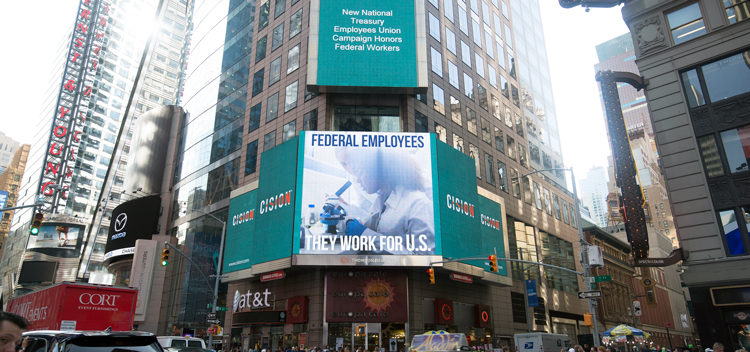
[216,306,228,312]
[207,303,213,309]
[642,277,655,289]
[207,319,221,324]
[645,288,657,308]
[207,313,216,319]
[594,275,611,282]
[207,327,215,334]
[450,273,473,283]
[260,270,286,282]
[578,290,603,299]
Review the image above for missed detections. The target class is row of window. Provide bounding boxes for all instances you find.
[665,1,749,48]
[245,109,318,176]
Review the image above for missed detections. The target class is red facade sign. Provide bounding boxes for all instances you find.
[450,273,473,283]
[286,296,309,324]
[325,269,408,323]
[435,299,454,325]
[474,305,492,328]
[260,270,286,282]
[6,283,137,331]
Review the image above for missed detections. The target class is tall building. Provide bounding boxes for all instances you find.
[579,166,609,228]
[619,0,750,348]
[102,0,599,346]
[0,132,21,175]
[5,0,189,291]
[0,145,30,259]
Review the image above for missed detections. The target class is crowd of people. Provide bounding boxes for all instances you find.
[562,343,736,352]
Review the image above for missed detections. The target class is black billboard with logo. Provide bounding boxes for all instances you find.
[104,194,161,264]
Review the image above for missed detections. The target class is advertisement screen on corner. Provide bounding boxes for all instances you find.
[296,131,438,258]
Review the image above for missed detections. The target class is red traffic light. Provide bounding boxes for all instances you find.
[427,268,435,284]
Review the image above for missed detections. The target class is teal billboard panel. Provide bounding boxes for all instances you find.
[253,138,300,265]
[223,189,257,273]
[434,142,483,265]
[311,0,423,90]
[477,195,507,276]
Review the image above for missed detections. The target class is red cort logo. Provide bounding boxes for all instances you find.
[79,293,120,306]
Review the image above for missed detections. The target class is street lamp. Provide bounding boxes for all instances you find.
[521,167,601,347]
[191,208,227,349]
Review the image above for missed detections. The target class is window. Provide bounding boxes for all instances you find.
[249,103,261,132]
[283,120,296,142]
[267,92,279,122]
[720,125,750,173]
[304,109,318,131]
[467,108,477,135]
[458,5,469,35]
[288,44,300,73]
[488,65,497,88]
[698,135,725,177]
[719,208,749,255]
[445,0,454,22]
[494,127,504,153]
[256,36,267,63]
[429,13,441,41]
[481,118,492,144]
[275,0,286,18]
[534,182,542,210]
[667,3,706,45]
[245,140,258,175]
[500,75,509,98]
[469,144,481,178]
[543,188,552,215]
[553,194,561,220]
[504,24,512,48]
[429,0,439,9]
[431,47,443,77]
[472,19,482,47]
[334,106,400,132]
[305,78,318,101]
[570,202,578,228]
[285,81,299,112]
[497,161,507,192]
[446,28,457,54]
[510,167,520,198]
[269,56,282,85]
[448,61,459,88]
[461,41,472,67]
[451,96,462,126]
[272,23,284,50]
[264,130,277,151]
[436,123,447,142]
[701,49,750,103]
[511,84,520,107]
[515,113,524,137]
[494,13,503,38]
[502,1,509,18]
[415,110,428,132]
[477,84,488,111]
[253,69,265,96]
[507,136,516,160]
[290,9,303,38]
[433,84,446,115]
[485,31,494,59]
[518,144,527,168]
[464,73,474,99]
[522,176,532,204]
[491,94,501,120]
[497,41,506,70]
[258,1,270,30]
[482,1,491,24]
[475,53,485,78]
[484,153,495,185]
[453,133,464,152]
[724,0,750,24]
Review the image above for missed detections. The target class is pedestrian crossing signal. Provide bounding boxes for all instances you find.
[161,248,169,266]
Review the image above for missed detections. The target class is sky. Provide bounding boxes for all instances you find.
[0,0,630,191]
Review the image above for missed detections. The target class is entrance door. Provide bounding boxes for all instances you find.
[351,323,381,351]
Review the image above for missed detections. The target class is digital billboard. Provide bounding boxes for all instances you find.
[293,131,441,266]
[223,189,257,273]
[308,0,427,93]
[104,195,161,263]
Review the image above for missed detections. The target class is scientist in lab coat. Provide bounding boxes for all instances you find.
[334,147,435,255]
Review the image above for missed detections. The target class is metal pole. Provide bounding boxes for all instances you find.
[571,167,600,347]
[209,218,226,349]
[519,248,532,333]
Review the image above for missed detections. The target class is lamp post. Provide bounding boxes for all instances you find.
[192,209,227,350]
[521,167,601,347]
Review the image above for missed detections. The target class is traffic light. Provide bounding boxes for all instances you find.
[489,255,498,273]
[161,248,169,266]
[30,213,44,235]
[584,313,593,327]
[212,325,222,335]
[427,268,435,284]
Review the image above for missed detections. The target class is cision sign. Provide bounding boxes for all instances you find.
[308,0,427,93]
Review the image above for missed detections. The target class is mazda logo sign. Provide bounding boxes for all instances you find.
[114,213,128,232]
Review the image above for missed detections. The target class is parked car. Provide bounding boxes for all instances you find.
[157,336,207,349]
[23,330,163,352]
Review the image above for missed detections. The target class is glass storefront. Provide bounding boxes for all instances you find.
[327,323,406,352]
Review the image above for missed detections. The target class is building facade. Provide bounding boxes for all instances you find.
[0,145,30,261]
[620,0,750,349]
[580,166,610,228]
[0,132,21,176]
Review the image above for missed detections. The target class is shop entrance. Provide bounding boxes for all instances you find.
[328,323,406,352]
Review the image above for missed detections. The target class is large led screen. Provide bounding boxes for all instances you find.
[309,0,426,92]
[296,132,438,258]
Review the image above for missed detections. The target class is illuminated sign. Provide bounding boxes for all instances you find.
[39,0,110,212]
[308,0,427,93]
[224,190,258,273]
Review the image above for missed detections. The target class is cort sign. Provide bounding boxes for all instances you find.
[79,293,120,306]
[233,289,272,312]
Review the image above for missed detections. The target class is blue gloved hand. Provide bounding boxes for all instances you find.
[345,219,367,237]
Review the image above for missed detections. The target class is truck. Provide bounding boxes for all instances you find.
[5,282,137,331]
[513,333,570,352]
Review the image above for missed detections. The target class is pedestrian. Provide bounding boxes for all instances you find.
[0,312,29,352]
[711,343,724,352]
